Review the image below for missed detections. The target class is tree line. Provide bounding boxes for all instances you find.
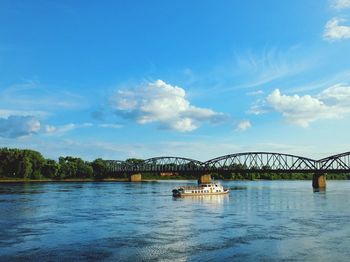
[0,148,349,180]
[0,148,111,180]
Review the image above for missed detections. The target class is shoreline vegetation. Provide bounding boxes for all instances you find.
[1,148,349,182]
[1,178,350,183]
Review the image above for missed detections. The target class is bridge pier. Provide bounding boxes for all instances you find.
[312,172,326,190]
[129,173,142,182]
[198,174,211,184]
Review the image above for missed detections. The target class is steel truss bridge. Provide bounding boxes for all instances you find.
[106,152,350,174]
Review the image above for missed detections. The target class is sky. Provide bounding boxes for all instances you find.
[1,0,350,161]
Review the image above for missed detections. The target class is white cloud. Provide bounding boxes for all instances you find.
[331,0,350,9]
[44,123,93,135]
[235,120,252,131]
[318,83,350,103]
[0,115,40,138]
[248,98,269,115]
[98,123,123,129]
[0,109,48,118]
[112,79,225,132]
[44,125,57,133]
[324,18,350,41]
[266,84,350,127]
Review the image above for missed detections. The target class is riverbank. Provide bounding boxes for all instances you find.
[0,178,129,183]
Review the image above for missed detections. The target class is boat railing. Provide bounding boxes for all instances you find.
[179,186,203,190]
[179,185,221,190]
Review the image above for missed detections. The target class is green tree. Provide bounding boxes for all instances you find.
[42,159,59,178]
[125,158,144,164]
[19,157,33,179]
[92,158,108,179]
[58,156,93,179]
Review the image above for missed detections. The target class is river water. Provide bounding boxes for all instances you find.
[0,180,350,261]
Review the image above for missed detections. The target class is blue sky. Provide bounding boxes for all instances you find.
[1,0,350,161]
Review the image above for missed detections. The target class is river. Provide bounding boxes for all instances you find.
[0,180,350,261]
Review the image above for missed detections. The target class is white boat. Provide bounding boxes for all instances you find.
[172,182,229,197]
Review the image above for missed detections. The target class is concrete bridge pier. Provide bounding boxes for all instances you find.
[129,173,142,182]
[198,174,211,184]
[312,172,326,190]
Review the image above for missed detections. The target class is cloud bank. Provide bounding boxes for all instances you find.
[113,80,225,132]
[266,84,350,127]
[331,0,350,9]
[0,115,40,138]
[324,18,350,41]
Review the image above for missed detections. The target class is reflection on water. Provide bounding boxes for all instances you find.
[313,187,327,193]
[0,180,350,261]
[174,194,229,207]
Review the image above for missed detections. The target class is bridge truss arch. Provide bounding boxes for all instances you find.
[318,152,350,172]
[137,157,204,173]
[204,152,317,172]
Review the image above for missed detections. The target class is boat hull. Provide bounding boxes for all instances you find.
[172,189,229,197]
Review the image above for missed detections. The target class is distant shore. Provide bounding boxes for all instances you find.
[0,178,198,183]
[0,178,129,183]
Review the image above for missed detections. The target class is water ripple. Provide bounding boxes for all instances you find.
[0,180,350,261]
